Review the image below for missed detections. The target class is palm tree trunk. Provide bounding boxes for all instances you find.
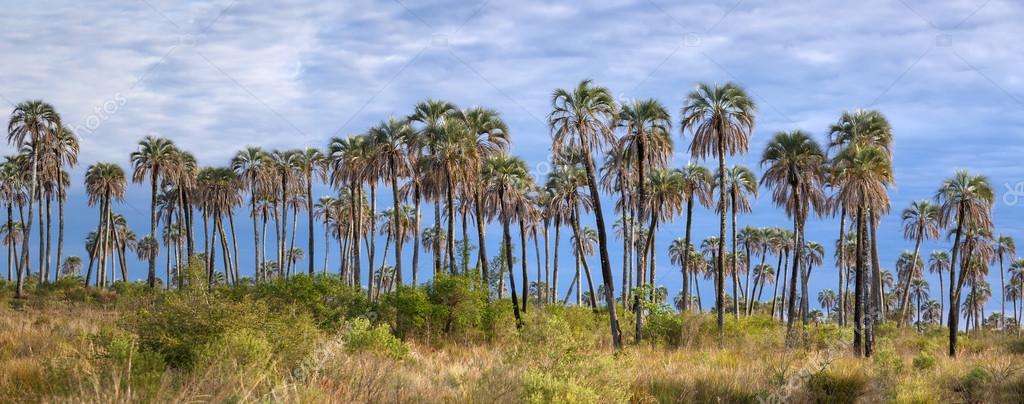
[45,194,52,282]
[785,185,803,345]
[413,186,421,286]
[854,207,866,356]
[898,231,924,327]
[37,192,44,284]
[552,222,560,304]
[518,219,529,312]
[947,205,967,357]
[147,172,158,287]
[999,255,1006,331]
[731,191,740,319]
[16,150,37,297]
[6,202,13,282]
[771,249,783,319]
[474,192,489,295]
[352,182,362,288]
[228,212,239,282]
[716,141,727,341]
[682,196,695,312]
[307,174,315,276]
[287,204,298,277]
[445,176,455,274]
[578,148,622,348]
[571,206,597,309]
[55,179,65,284]
[461,203,470,274]
[217,215,232,285]
[500,189,522,328]
[543,219,550,303]
[390,172,403,284]
[434,198,441,276]
[837,208,847,326]
[250,192,260,281]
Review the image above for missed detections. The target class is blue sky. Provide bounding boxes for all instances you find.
[2,0,1024,316]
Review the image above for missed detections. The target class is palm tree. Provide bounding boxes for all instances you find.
[801,241,825,323]
[131,135,178,288]
[408,99,458,279]
[231,147,269,280]
[994,235,1015,331]
[482,153,529,327]
[314,196,338,274]
[677,163,714,310]
[60,255,82,279]
[459,107,510,285]
[896,200,942,326]
[832,143,893,357]
[329,135,373,287]
[718,165,757,319]
[293,147,326,276]
[760,130,827,343]
[1011,259,1024,335]
[546,153,593,305]
[928,251,950,325]
[8,100,61,296]
[83,163,126,288]
[909,278,930,331]
[368,119,414,282]
[633,168,684,341]
[818,289,837,320]
[136,235,159,281]
[681,82,756,338]
[936,170,994,357]
[47,125,78,283]
[549,79,623,348]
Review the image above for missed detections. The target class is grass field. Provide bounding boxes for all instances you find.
[1,275,1022,403]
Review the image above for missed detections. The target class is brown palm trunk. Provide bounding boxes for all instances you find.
[682,196,695,311]
[837,208,847,326]
[474,192,489,294]
[390,169,402,284]
[947,205,966,357]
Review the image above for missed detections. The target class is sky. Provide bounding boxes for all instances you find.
[2,0,1024,318]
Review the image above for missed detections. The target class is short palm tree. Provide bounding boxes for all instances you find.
[482,153,529,327]
[818,289,837,320]
[718,165,757,318]
[928,251,950,324]
[994,235,1015,330]
[681,82,756,337]
[896,200,942,326]
[677,162,713,310]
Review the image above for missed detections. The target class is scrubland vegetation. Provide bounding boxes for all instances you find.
[2,272,1022,403]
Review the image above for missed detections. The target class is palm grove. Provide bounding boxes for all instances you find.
[4,81,1022,358]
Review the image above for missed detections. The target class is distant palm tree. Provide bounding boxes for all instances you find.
[136,235,159,282]
[936,170,994,357]
[549,79,623,347]
[232,147,269,280]
[928,251,950,325]
[760,130,827,343]
[60,255,82,278]
[896,200,942,326]
[682,82,756,338]
[909,278,930,331]
[634,168,684,341]
[294,147,326,276]
[677,163,713,311]
[994,235,1015,330]
[719,165,757,319]
[47,125,78,283]
[801,241,825,323]
[818,289,837,320]
[83,163,126,288]
[408,99,458,282]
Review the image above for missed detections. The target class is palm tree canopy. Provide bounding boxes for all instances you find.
[681,82,756,160]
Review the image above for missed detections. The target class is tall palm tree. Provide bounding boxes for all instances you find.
[269,150,301,277]
[718,165,757,318]
[482,153,529,327]
[83,163,126,288]
[368,119,414,282]
[681,82,756,337]
[928,251,950,325]
[936,170,994,357]
[760,130,827,343]
[131,135,178,287]
[8,100,61,296]
[994,235,1015,330]
[47,125,78,283]
[549,79,623,348]
[459,107,510,284]
[633,168,684,341]
[897,200,942,326]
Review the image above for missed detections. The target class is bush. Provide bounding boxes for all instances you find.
[342,317,409,360]
[954,367,992,403]
[912,352,936,372]
[521,369,601,403]
[425,274,487,338]
[379,286,430,339]
[805,369,868,404]
[235,274,371,332]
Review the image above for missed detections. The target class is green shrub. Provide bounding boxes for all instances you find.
[379,285,430,339]
[342,317,409,360]
[425,274,486,337]
[198,328,273,370]
[805,370,868,404]
[912,352,936,372]
[954,367,992,403]
[643,311,683,347]
[235,274,371,331]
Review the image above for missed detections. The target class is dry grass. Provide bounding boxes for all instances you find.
[1,298,1022,403]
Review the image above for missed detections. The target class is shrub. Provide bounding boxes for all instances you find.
[237,274,371,331]
[521,369,602,404]
[954,367,992,403]
[342,317,409,360]
[912,351,936,372]
[379,285,430,339]
[805,370,868,404]
[425,274,486,338]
